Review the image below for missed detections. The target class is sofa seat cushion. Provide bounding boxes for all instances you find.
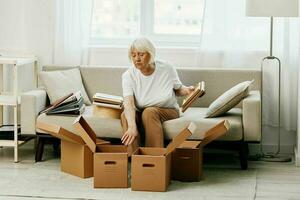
[163,107,243,141]
[37,106,243,141]
[36,106,123,138]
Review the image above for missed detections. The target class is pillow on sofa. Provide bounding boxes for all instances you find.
[205,80,254,118]
[39,68,91,105]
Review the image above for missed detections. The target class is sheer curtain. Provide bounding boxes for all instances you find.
[53,0,93,65]
[277,18,300,131]
[197,0,299,131]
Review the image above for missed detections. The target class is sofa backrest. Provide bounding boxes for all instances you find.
[42,65,261,107]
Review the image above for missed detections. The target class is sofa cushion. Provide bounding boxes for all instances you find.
[163,107,243,141]
[36,106,123,138]
[205,80,253,117]
[39,68,91,105]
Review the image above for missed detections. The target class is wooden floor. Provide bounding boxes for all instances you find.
[0,141,299,200]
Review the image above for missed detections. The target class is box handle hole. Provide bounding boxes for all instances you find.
[104,161,116,165]
[142,163,155,168]
[179,156,191,160]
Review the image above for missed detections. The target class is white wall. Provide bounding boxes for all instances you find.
[296,68,300,165]
[0,0,55,64]
[0,0,55,124]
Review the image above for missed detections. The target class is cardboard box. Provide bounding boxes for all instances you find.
[93,105,123,119]
[36,121,94,178]
[172,120,230,182]
[131,122,196,192]
[73,116,128,188]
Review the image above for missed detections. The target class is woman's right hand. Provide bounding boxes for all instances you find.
[121,127,138,145]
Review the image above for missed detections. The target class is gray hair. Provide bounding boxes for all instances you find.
[128,37,156,64]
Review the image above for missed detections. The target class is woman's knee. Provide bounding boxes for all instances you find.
[142,107,159,121]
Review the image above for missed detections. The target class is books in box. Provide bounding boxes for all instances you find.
[93,93,123,110]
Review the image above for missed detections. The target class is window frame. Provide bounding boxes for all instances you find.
[89,0,204,47]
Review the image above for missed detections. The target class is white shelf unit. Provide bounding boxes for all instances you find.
[0,56,38,162]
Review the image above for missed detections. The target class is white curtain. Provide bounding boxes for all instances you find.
[197,0,300,131]
[277,18,300,131]
[53,0,93,65]
[196,0,269,68]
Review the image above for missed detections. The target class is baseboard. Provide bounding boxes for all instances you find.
[295,147,300,167]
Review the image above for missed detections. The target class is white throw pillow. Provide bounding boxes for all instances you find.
[205,80,254,118]
[39,68,91,105]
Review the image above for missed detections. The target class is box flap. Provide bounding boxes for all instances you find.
[164,122,196,156]
[97,145,127,153]
[96,138,110,145]
[73,116,97,153]
[36,121,85,145]
[178,141,201,149]
[134,147,166,156]
[36,121,60,138]
[200,120,230,147]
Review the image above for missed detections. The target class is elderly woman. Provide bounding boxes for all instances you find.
[121,37,194,154]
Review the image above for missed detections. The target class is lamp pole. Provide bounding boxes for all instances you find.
[259,17,290,162]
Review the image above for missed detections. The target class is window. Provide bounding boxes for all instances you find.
[153,0,203,35]
[90,0,140,39]
[90,0,205,46]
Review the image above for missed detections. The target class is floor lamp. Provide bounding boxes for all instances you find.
[246,0,299,162]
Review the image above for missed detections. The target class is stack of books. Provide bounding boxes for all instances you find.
[41,91,85,116]
[92,93,123,110]
[181,81,205,113]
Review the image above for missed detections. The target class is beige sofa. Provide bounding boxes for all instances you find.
[21,65,261,169]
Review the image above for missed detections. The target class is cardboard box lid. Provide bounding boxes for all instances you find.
[164,122,196,156]
[200,120,230,147]
[73,116,110,153]
[178,141,202,149]
[36,121,85,145]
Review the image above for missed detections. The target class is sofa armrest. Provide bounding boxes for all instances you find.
[21,89,48,135]
[242,90,261,142]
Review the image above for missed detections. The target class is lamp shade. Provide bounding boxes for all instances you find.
[246,0,299,17]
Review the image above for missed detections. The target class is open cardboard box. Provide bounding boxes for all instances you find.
[172,120,230,182]
[73,116,128,188]
[131,122,196,192]
[36,121,108,178]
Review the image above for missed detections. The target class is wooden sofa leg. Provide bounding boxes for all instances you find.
[52,139,60,156]
[239,142,248,170]
[35,134,45,162]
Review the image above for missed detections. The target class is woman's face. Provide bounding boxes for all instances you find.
[131,49,150,70]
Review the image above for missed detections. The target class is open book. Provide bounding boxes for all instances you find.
[41,91,85,116]
[181,81,205,113]
[47,104,86,116]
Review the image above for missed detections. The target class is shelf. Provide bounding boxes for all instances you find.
[0,140,26,146]
[0,95,21,106]
[0,55,37,162]
[0,56,37,65]
[0,135,34,147]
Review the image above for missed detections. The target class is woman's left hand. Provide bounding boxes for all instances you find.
[186,86,195,96]
[175,85,195,96]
